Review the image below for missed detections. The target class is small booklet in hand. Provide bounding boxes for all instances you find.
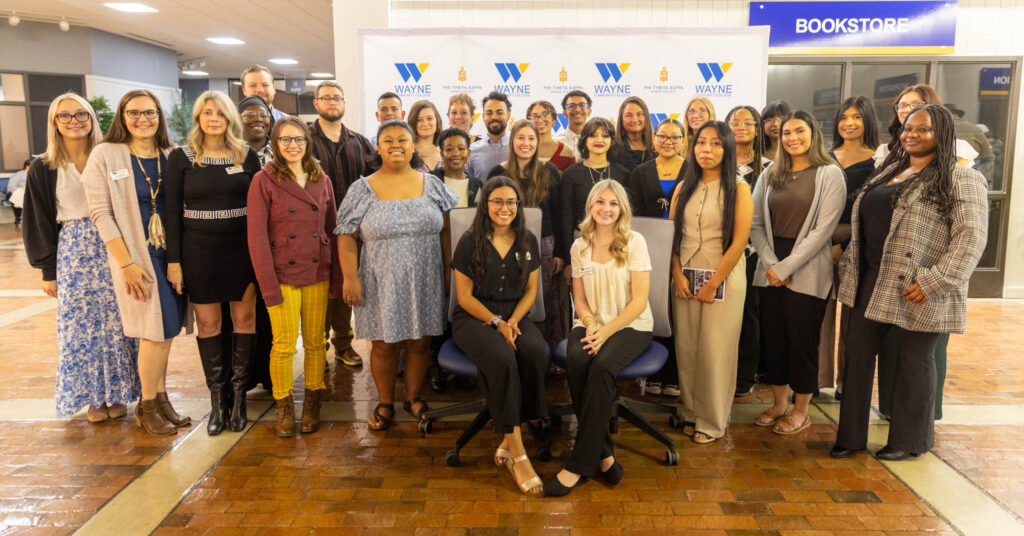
[682,267,725,301]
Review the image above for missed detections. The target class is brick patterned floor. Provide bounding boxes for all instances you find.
[153,420,957,536]
[933,424,1024,521]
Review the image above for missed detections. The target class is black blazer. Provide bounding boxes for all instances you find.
[21,158,59,281]
[628,158,678,218]
[429,166,483,207]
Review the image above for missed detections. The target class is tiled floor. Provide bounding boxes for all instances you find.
[0,220,1022,535]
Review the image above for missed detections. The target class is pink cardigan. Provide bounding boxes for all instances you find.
[247,164,342,307]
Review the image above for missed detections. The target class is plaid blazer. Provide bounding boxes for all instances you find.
[837,164,988,334]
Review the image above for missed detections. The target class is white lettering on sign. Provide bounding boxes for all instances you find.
[795,17,913,34]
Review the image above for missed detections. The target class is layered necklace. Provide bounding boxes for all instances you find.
[585,160,610,185]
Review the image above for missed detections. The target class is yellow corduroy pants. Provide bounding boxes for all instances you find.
[266,281,329,400]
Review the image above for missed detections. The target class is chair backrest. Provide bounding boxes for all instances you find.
[628,216,674,338]
[447,206,545,322]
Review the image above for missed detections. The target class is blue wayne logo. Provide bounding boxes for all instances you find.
[696,62,732,83]
[595,63,631,83]
[494,63,530,83]
[552,113,569,132]
[394,62,429,83]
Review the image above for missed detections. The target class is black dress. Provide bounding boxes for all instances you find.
[559,161,631,250]
[450,230,550,433]
[165,146,262,303]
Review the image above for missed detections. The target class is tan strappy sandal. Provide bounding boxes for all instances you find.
[505,454,543,496]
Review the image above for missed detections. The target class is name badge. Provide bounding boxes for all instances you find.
[514,252,533,261]
[225,165,245,175]
[110,169,130,181]
[576,266,593,277]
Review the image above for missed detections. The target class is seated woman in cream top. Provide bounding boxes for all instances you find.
[544,179,652,497]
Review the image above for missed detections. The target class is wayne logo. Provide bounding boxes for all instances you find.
[593,63,632,96]
[649,112,681,124]
[551,113,570,133]
[494,63,532,96]
[393,62,431,97]
[695,62,733,97]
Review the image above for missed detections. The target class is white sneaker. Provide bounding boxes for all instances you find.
[662,384,680,397]
[645,381,662,395]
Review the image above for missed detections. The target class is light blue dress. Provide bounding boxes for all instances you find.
[335,173,458,343]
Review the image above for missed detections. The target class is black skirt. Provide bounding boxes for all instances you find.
[182,230,255,304]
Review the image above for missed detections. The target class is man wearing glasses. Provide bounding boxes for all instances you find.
[555,90,593,159]
[308,81,373,369]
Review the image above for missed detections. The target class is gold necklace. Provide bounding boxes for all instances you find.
[129,146,166,249]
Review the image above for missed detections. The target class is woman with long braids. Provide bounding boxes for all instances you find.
[725,105,771,397]
[832,104,987,460]
[451,176,549,496]
[670,120,753,443]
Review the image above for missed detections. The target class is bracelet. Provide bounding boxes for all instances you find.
[120,262,134,270]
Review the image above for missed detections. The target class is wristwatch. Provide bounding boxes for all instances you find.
[488,315,504,329]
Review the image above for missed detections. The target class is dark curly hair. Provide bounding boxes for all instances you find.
[467,176,532,291]
[864,104,956,220]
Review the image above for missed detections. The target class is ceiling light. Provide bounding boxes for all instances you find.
[103,3,158,13]
[181,70,209,76]
[59,18,70,31]
[8,12,19,26]
[269,58,298,65]
[206,37,244,45]
[310,72,334,78]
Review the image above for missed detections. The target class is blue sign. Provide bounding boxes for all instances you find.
[874,73,919,100]
[749,1,957,53]
[980,67,1012,95]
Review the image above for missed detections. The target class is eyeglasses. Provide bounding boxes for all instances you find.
[728,121,757,129]
[654,134,683,144]
[241,111,270,120]
[317,96,345,104]
[902,126,933,136]
[686,108,709,117]
[528,111,553,121]
[565,103,590,111]
[125,109,159,120]
[277,136,307,146]
[488,199,520,209]
[55,111,91,124]
[895,103,922,112]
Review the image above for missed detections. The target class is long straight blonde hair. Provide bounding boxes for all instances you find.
[41,93,102,170]
[579,179,633,267]
[188,90,247,165]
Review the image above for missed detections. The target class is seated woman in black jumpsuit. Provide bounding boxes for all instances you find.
[451,176,550,496]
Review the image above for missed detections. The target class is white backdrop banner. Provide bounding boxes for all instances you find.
[358,27,770,139]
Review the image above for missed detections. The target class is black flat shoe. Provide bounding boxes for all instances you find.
[875,445,921,461]
[599,461,623,485]
[830,444,863,459]
[543,475,587,497]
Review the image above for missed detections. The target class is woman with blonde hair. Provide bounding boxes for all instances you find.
[408,100,443,170]
[23,92,141,422]
[165,90,261,435]
[683,97,716,154]
[545,179,653,497]
[82,89,188,435]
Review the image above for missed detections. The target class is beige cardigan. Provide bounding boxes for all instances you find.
[82,142,185,341]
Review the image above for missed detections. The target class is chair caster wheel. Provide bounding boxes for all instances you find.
[665,450,679,466]
[538,417,551,432]
[536,447,552,462]
[669,415,683,429]
[445,449,460,467]
[419,418,433,434]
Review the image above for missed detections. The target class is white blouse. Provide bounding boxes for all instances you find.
[55,164,91,222]
[570,230,653,332]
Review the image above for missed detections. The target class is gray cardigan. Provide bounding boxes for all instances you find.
[749,164,846,299]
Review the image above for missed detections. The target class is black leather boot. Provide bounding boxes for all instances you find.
[229,333,256,432]
[197,335,230,436]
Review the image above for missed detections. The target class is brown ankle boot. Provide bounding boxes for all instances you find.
[275,395,296,438]
[136,398,177,435]
[156,392,191,427]
[300,388,322,433]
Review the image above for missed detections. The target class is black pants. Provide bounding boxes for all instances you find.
[452,312,549,434]
[736,250,761,392]
[565,326,652,476]
[759,239,827,394]
[836,272,940,454]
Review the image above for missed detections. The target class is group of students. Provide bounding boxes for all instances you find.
[20,74,987,498]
